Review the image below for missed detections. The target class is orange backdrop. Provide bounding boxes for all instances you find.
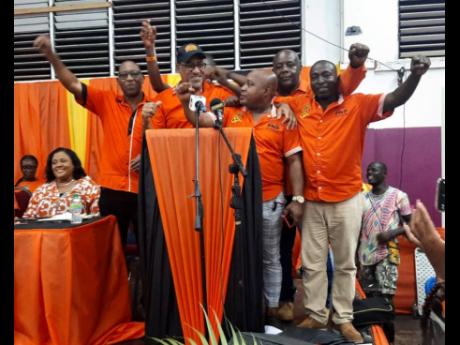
[14,74,180,185]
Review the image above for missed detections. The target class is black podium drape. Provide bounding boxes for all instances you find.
[138,134,264,340]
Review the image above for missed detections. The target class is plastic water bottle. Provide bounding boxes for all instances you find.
[69,194,83,224]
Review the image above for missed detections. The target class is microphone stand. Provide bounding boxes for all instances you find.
[214,120,247,226]
[192,104,208,321]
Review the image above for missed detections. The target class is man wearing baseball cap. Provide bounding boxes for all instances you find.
[143,42,234,129]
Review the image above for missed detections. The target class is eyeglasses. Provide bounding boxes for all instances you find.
[118,71,143,79]
[21,165,37,169]
[180,62,207,71]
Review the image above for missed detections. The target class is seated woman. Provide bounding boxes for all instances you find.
[15,154,44,193]
[22,147,100,219]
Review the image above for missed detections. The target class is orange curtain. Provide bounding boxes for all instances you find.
[14,81,71,183]
[145,128,252,344]
[14,74,176,186]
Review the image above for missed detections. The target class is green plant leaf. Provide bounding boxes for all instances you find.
[201,305,217,345]
[191,325,209,345]
[147,337,174,345]
[213,310,227,345]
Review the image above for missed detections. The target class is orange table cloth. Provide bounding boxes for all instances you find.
[14,216,144,345]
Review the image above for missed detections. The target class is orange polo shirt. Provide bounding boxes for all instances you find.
[223,107,302,201]
[274,64,367,102]
[78,85,151,193]
[15,179,44,193]
[274,65,366,195]
[288,93,393,202]
[152,80,233,129]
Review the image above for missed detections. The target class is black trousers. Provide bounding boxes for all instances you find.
[99,187,138,246]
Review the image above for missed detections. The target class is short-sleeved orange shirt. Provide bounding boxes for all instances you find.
[288,93,393,202]
[77,85,152,193]
[274,64,367,102]
[223,107,302,201]
[152,80,233,129]
[15,179,44,193]
[274,64,366,195]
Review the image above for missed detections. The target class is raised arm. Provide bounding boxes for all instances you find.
[338,43,369,96]
[212,67,242,95]
[33,35,83,100]
[140,20,170,93]
[383,55,431,112]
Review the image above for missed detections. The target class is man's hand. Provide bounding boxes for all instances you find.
[142,101,161,121]
[283,202,303,225]
[348,43,369,68]
[409,200,440,246]
[410,55,431,76]
[272,103,297,129]
[140,19,156,50]
[130,154,141,172]
[33,35,53,55]
[175,82,198,105]
[224,95,240,107]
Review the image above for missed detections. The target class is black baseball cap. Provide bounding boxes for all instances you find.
[177,43,206,63]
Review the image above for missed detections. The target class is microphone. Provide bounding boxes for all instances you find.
[210,98,225,129]
[190,94,207,113]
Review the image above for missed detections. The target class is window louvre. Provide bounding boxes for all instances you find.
[175,0,235,70]
[52,0,110,78]
[239,0,301,70]
[14,0,51,81]
[399,0,445,58]
[14,0,303,80]
[112,0,172,73]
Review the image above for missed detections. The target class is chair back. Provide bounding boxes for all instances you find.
[14,187,32,218]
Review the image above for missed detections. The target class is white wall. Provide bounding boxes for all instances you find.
[302,0,445,129]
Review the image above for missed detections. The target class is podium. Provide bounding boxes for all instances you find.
[138,128,264,343]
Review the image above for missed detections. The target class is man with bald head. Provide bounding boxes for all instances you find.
[34,35,150,245]
[149,69,305,324]
[287,56,431,342]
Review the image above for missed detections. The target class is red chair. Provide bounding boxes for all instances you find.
[14,187,32,218]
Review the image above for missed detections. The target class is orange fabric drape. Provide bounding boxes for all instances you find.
[145,128,252,344]
[14,216,144,345]
[394,227,445,314]
[14,74,174,187]
[14,81,71,183]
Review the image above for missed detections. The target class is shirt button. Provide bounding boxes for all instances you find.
[317,170,321,174]
[319,120,323,123]
[316,152,321,156]
[318,186,322,190]
[317,136,322,140]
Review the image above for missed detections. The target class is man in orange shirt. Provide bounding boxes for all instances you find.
[15,155,43,193]
[271,45,369,322]
[34,35,151,246]
[289,56,430,342]
[145,42,234,129]
[144,69,305,324]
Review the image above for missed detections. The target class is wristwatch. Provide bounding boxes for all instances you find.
[292,195,305,204]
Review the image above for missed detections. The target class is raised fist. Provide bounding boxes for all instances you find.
[348,43,369,68]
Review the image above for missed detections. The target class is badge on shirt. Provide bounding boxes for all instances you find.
[267,123,281,131]
[231,112,243,123]
[300,104,311,118]
[335,108,349,116]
